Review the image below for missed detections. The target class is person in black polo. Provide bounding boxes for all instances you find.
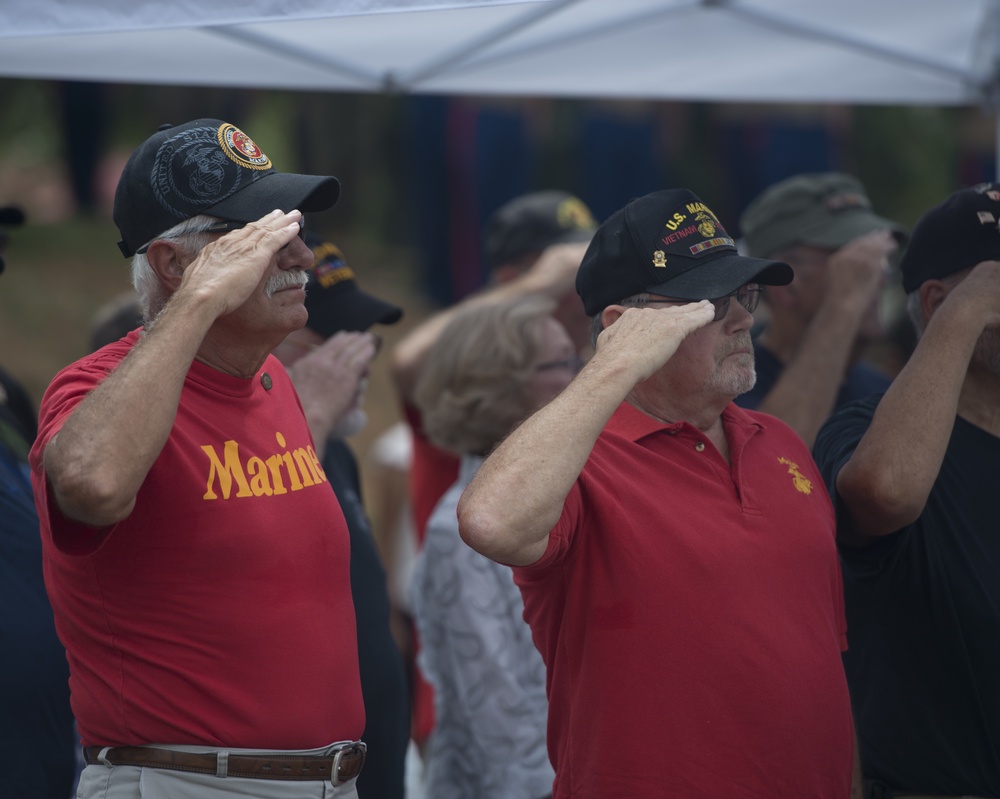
[814,183,1000,798]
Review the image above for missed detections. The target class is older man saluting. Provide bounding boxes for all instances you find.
[30,119,366,799]
[459,188,859,799]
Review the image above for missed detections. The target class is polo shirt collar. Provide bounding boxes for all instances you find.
[609,400,764,443]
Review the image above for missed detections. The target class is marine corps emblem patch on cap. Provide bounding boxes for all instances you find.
[218,123,271,171]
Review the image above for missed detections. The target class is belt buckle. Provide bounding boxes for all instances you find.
[330,742,366,786]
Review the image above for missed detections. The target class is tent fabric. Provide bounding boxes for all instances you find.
[0,0,997,105]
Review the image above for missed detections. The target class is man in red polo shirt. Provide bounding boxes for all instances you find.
[459,188,858,799]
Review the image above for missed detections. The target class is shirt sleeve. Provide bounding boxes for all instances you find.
[811,392,883,505]
[29,356,120,555]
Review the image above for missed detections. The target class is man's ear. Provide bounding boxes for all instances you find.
[145,239,187,294]
[919,279,950,322]
[601,304,626,328]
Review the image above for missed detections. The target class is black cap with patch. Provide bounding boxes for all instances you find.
[484,190,597,270]
[900,182,1000,293]
[576,189,792,316]
[113,119,341,258]
[304,236,403,337]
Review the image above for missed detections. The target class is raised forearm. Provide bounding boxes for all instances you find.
[836,302,979,536]
[756,293,872,448]
[392,245,585,401]
[457,354,633,566]
[459,301,715,565]
[44,291,218,526]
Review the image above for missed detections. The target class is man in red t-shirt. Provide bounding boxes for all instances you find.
[30,119,366,799]
[459,188,859,798]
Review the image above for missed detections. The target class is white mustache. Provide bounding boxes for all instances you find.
[265,269,308,298]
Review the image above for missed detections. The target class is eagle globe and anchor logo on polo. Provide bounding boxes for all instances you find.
[651,200,736,269]
[150,122,274,219]
[777,457,813,495]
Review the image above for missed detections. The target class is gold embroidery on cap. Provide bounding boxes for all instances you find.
[557,198,596,230]
[695,212,716,239]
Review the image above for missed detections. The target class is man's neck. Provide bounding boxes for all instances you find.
[195,330,279,379]
[627,386,732,462]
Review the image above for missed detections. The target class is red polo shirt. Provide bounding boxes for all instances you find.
[514,401,852,799]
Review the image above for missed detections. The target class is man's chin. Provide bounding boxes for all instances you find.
[712,364,756,398]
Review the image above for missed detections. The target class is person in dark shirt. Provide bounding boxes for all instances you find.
[736,173,905,447]
[273,236,409,799]
[814,182,1000,798]
[0,204,76,799]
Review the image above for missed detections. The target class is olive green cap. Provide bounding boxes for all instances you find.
[739,173,906,258]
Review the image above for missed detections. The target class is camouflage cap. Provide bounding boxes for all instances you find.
[739,173,906,258]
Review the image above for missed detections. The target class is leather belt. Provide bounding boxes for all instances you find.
[83,742,366,784]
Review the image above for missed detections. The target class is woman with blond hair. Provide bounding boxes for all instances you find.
[411,294,579,799]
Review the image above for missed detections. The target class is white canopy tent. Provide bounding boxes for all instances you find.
[1,0,1000,166]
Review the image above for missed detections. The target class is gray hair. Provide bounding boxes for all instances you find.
[589,292,652,349]
[904,290,924,338]
[415,294,557,456]
[130,214,220,323]
[904,270,967,339]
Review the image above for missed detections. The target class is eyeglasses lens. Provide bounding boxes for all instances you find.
[711,284,760,321]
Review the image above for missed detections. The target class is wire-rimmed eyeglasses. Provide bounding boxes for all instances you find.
[203,219,306,238]
[636,283,761,322]
[135,218,305,255]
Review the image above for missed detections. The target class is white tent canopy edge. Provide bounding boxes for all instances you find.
[2,0,1000,171]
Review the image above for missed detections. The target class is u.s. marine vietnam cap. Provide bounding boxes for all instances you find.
[576,188,792,316]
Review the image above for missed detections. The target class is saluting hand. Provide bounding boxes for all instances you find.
[593,300,716,384]
[177,209,306,319]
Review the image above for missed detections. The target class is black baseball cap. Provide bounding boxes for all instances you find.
[484,190,597,270]
[304,236,403,337]
[113,119,341,258]
[901,182,1000,293]
[576,189,792,316]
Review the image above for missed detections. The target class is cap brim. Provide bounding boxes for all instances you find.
[207,172,341,223]
[306,287,403,337]
[646,254,792,301]
[797,210,907,250]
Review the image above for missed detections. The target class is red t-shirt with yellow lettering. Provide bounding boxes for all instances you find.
[30,330,364,749]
